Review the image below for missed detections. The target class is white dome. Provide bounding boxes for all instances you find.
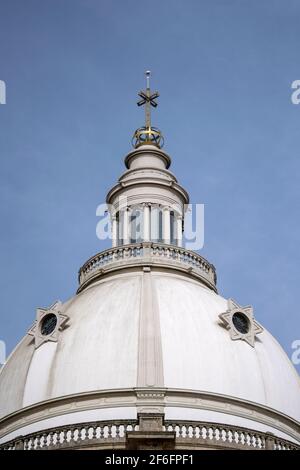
[1,140,299,449]
[1,267,299,443]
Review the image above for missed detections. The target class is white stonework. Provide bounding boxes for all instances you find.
[0,137,299,450]
[0,269,299,444]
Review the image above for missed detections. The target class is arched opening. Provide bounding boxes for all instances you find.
[150,207,163,243]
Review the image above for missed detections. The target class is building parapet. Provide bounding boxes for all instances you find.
[78,242,217,293]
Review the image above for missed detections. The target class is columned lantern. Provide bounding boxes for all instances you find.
[0,73,299,451]
[107,71,188,249]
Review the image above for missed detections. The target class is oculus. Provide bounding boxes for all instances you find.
[232,312,249,334]
[40,313,57,336]
[219,299,263,347]
[28,301,69,348]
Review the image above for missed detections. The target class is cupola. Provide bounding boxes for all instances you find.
[106,72,189,247]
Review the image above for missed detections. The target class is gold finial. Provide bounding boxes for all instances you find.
[132,71,164,148]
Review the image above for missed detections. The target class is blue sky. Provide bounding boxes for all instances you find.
[0,0,299,372]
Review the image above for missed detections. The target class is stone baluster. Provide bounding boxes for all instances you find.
[61,429,67,445]
[49,431,54,447]
[125,423,132,433]
[77,426,82,442]
[69,427,75,444]
[35,435,41,449]
[92,425,97,440]
[99,424,104,439]
[40,433,46,448]
[237,430,243,446]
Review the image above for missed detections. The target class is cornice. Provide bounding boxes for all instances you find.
[0,387,299,443]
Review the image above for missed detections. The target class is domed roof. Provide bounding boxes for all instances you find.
[1,80,299,449]
[1,267,299,438]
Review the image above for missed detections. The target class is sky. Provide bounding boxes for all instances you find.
[0,0,299,373]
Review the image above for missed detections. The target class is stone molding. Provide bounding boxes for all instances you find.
[0,388,299,444]
[124,146,172,170]
[111,194,184,214]
[107,180,189,208]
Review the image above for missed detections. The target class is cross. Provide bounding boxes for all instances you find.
[137,71,159,128]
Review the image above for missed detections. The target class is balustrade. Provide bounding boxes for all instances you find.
[1,419,298,450]
[78,242,217,291]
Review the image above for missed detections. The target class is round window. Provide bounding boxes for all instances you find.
[232,312,249,334]
[40,313,57,336]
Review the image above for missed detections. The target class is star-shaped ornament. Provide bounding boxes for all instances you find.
[219,298,263,347]
[28,301,69,349]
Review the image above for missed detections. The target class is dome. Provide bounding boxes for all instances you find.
[0,263,299,446]
[1,77,299,450]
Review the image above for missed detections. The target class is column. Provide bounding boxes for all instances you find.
[163,207,170,244]
[176,214,183,247]
[123,208,130,245]
[111,215,118,247]
[143,204,150,242]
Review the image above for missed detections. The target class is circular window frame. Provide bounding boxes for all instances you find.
[40,313,58,336]
[232,311,250,335]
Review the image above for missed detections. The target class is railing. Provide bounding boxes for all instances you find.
[1,419,299,450]
[78,242,217,292]
[164,421,299,450]
[0,420,139,450]
[274,437,299,450]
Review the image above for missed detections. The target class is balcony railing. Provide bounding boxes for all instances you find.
[78,242,217,293]
[164,420,299,450]
[1,419,298,450]
[0,420,139,450]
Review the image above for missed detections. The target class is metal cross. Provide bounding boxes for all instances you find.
[137,71,159,128]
